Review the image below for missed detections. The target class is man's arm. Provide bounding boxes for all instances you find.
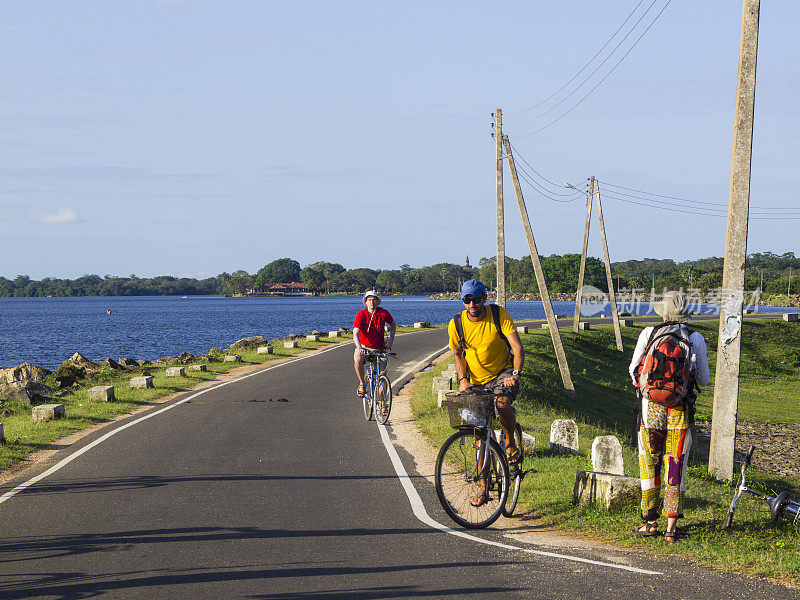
[454,347,471,392]
[502,331,525,387]
[691,332,711,386]
[353,328,364,354]
[385,320,396,349]
[628,328,651,384]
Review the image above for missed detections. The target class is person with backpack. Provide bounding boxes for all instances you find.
[629,290,710,542]
[449,279,525,507]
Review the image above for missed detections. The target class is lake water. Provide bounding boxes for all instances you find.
[0,295,793,369]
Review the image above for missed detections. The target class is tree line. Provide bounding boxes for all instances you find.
[1,251,798,298]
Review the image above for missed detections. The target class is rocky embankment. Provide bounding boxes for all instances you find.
[0,335,289,406]
[694,421,800,479]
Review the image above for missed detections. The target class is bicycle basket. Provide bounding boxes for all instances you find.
[441,391,494,429]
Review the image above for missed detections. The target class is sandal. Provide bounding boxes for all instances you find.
[470,492,490,507]
[664,529,684,543]
[506,446,522,465]
[632,521,659,537]
[357,385,365,397]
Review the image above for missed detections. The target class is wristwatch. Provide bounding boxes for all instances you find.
[512,370,520,376]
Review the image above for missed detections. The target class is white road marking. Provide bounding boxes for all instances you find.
[382,346,663,576]
[0,344,345,506]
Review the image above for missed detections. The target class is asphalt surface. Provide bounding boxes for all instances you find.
[1,327,798,599]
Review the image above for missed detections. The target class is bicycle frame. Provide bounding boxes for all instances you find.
[364,350,390,399]
[726,446,800,529]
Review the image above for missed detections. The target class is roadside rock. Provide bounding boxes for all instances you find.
[153,356,181,367]
[0,363,52,384]
[137,359,151,366]
[119,357,139,367]
[66,352,98,368]
[230,336,267,350]
[54,375,76,389]
[0,381,57,405]
[102,358,124,370]
[178,352,197,364]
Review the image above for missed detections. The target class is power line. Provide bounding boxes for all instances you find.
[601,191,800,219]
[506,0,648,118]
[508,0,661,127]
[511,0,672,139]
[599,179,800,211]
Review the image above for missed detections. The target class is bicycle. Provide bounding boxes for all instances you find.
[724,445,800,529]
[361,350,395,425]
[435,388,527,528]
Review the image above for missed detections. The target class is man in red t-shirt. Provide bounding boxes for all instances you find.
[353,290,395,397]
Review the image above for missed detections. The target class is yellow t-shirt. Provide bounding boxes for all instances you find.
[448,305,516,384]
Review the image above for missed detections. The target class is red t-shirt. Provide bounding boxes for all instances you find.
[353,307,394,349]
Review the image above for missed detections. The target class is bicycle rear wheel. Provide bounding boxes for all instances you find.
[502,423,524,517]
[375,375,392,425]
[435,429,508,528]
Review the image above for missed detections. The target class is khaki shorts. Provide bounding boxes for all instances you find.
[481,368,519,401]
[354,346,380,359]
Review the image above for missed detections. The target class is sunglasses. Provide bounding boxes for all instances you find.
[462,296,483,305]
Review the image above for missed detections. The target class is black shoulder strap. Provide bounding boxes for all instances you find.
[453,312,466,351]
[490,304,512,352]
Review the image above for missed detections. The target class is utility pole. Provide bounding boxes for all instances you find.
[495,109,506,308]
[504,135,575,396]
[573,179,592,333]
[709,0,760,483]
[595,180,624,351]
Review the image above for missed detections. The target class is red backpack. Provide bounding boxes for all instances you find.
[635,322,694,408]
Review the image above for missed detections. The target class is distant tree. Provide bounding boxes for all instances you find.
[254,258,301,289]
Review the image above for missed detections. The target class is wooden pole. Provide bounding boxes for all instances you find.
[709,0,760,482]
[594,180,624,351]
[503,135,575,396]
[573,180,593,333]
[495,109,506,307]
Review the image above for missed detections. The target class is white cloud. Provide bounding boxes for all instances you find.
[38,208,81,224]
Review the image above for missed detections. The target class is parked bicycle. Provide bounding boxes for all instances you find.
[435,388,528,528]
[724,445,800,529]
[361,350,395,425]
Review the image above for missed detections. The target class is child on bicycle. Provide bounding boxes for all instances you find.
[353,290,395,397]
[448,279,525,507]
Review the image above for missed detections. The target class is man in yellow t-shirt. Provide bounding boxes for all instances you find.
[448,279,525,506]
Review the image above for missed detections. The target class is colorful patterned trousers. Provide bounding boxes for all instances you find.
[637,399,692,521]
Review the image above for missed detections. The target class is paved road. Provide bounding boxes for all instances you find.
[1,328,798,599]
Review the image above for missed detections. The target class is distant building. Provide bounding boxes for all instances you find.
[465,255,471,268]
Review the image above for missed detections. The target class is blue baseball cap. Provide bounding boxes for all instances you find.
[461,279,486,298]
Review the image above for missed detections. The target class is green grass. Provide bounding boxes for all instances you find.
[411,318,800,585]
[0,325,415,473]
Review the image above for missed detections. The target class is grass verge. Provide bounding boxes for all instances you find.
[410,318,800,585]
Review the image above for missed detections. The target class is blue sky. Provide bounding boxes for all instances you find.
[1,1,798,279]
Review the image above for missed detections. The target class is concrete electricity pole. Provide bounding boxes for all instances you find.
[709,0,760,482]
[495,109,506,308]
[504,136,575,396]
[595,181,624,351]
[573,179,593,333]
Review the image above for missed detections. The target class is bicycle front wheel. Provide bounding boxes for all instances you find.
[375,375,392,425]
[362,380,373,421]
[435,429,508,528]
[502,423,524,517]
